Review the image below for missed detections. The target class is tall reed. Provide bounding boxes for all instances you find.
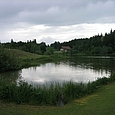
[0,74,115,106]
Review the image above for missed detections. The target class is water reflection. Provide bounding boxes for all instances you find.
[0,56,115,85]
[20,61,110,84]
[0,70,22,83]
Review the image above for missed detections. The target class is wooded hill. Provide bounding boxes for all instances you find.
[1,29,115,55]
[52,29,115,55]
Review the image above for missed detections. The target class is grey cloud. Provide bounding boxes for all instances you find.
[0,0,115,27]
[0,0,115,43]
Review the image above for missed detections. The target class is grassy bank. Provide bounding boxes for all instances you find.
[0,74,115,106]
[0,82,115,115]
[6,49,69,68]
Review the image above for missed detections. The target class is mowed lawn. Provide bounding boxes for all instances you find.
[0,82,115,115]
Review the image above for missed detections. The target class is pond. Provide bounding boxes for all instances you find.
[0,56,115,85]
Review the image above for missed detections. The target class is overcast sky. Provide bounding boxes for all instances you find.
[0,0,115,44]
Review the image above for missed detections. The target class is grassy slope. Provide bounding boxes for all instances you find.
[6,49,43,59]
[4,49,59,68]
[0,82,115,115]
[6,49,67,68]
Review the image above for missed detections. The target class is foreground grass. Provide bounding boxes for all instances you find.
[0,82,115,115]
[0,75,115,106]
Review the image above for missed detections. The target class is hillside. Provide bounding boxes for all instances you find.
[5,48,42,59]
[5,48,67,68]
[0,48,50,72]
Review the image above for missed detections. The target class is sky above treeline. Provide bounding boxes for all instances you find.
[0,0,115,44]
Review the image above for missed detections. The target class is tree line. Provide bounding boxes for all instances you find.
[0,29,115,72]
[52,29,115,55]
[1,29,115,55]
[2,39,47,55]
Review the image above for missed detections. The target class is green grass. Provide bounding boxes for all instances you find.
[6,49,41,58]
[0,75,115,108]
[0,82,115,115]
[5,49,68,68]
[0,80,88,106]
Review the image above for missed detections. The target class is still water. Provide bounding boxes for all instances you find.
[0,56,115,84]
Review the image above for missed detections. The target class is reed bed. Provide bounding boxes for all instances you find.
[0,74,115,106]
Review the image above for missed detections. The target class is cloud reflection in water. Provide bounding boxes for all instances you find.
[20,62,110,85]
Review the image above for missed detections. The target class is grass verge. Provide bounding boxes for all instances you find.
[0,82,115,115]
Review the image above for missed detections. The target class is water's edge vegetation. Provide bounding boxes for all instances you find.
[0,74,115,106]
[1,45,115,107]
[0,47,69,72]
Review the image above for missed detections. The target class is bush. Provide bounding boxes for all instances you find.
[0,47,21,72]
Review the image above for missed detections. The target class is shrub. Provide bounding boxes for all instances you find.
[0,47,21,72]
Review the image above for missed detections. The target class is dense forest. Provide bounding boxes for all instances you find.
[60,29,115,55]
[1,29,115,55]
